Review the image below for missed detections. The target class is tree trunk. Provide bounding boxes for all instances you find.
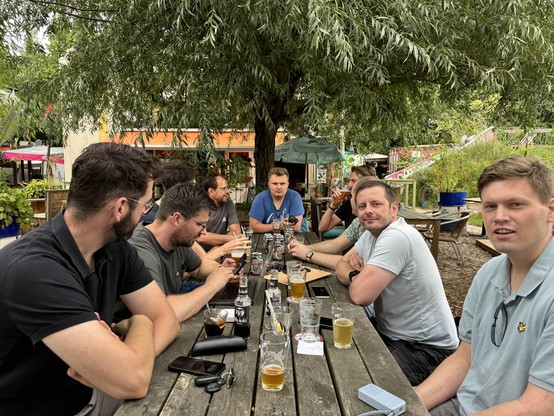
[253,115,278,189]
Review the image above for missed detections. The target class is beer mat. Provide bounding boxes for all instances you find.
[263,269,332,285]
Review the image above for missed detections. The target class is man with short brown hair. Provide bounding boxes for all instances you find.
[416,156,554,415]
[249,167,304,233]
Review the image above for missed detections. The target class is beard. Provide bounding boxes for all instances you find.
[111,210,138,241]
[169,229,197,248]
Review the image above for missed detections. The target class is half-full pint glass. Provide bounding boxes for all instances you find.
[332,302,356,349]
[288,269,306,302]
[260,331,290,391]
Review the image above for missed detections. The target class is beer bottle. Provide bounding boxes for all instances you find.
[264,268,282,329]
[234,274,251,339]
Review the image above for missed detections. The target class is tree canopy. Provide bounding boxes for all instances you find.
[2,0,554,184]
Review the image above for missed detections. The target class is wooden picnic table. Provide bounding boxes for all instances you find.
[116,232,429,416]
[398,206,441,261]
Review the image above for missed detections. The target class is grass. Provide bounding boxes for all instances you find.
[468,213,482,227]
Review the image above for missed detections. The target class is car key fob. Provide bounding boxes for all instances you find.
[205,381,223,393]
[195,374,221,387]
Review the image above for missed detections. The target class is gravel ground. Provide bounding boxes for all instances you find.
[434,224,495,318]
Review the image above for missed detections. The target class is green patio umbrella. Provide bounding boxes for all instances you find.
[274,134,344,191]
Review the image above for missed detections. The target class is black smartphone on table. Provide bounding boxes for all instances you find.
[312,286,330,299]
[168,356,226,376]
[320,317,333,330]
[233,253,248,275]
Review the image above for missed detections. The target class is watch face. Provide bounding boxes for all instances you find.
[306,251,314,259]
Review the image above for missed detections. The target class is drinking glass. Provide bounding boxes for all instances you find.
[203,309,228,337]
[271,306,293,335]
[294,297,323,342]
[231,248,246,263]
[332,302,356,349]
[272,218,281,234]
[287,262,306,303]
[260,331,290,391]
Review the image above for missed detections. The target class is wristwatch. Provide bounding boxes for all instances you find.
[305,251,314,263]
[349,270,360,282]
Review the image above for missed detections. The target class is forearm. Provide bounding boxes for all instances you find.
[197,232,234,247]
[167,285,219,322]
[335,260,352,286]
[307,251,342,270]
[415,342,471,410]
[193,258,221,279]
[318,206,340,232]
[250,218,273,233]
[151,312,179,356]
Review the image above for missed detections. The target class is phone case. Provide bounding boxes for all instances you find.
[167,356,226,376]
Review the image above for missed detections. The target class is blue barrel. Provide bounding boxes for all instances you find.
[439,192,467,232]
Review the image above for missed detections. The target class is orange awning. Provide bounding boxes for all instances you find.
[101,129,286,150]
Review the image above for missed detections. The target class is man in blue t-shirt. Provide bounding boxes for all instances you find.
[249,167,304,233]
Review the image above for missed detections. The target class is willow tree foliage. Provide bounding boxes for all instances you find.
[2,0,554,184]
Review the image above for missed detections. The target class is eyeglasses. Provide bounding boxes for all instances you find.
[217,187,229,191]
[127,197,154,215]
[180,214,207,231]
[491,301,507,347]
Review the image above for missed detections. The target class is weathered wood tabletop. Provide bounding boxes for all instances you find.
[116,232,429,416]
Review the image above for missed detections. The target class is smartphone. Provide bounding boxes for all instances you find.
[168,356,226,376]
[289,216,299,225]
[320,317,333,330]
[233,253,247,275]
[312,286,330,299]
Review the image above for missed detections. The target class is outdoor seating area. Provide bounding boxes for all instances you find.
[115,232,429,416]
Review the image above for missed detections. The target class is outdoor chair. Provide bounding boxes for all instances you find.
[423,211,471,265]
[310,196,323,240]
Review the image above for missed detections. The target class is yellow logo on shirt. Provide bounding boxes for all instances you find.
[518,322,526,333]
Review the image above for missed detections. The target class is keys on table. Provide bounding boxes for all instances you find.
[195,368,236,393]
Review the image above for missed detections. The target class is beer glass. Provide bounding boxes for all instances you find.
[332,302,356,349]
[286,263,306,303]
[231,248,246,263]
[203,309,228,337]
[260,331,290,391]
[294,297,323,342]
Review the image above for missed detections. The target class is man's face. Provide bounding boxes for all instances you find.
[211,176,230,204]
[268,174,289,198]
[348,172,361,190]
[171,208,210,247]
[481,178,554,260]
[356,186,398,235]
[112,180,153,241]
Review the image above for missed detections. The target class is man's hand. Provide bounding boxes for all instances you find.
[205,259,237,290]
[330,189,344,208]
[288,240,310,260]
[347,252,365,271]
[218,235,252,257]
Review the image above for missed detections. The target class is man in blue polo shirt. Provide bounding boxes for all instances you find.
[249,167,304,233]
[416,156,554,414]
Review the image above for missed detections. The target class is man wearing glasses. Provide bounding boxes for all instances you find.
[196,173,243,252]
[416,156,554,415]
[0,143,179,416]
[129,182,238,322]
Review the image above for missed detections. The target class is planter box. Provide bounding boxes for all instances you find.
[0,219,20,238]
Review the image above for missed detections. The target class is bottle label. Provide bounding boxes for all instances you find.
[235,306,250,325]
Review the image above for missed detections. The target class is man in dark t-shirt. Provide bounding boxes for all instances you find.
[0,143,179,416]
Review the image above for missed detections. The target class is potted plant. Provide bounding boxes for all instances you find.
[0,173,34,237]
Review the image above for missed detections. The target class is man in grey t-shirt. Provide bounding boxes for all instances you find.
[197,173,242,252]
[336,180,458,385]
[130,182,238,322]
